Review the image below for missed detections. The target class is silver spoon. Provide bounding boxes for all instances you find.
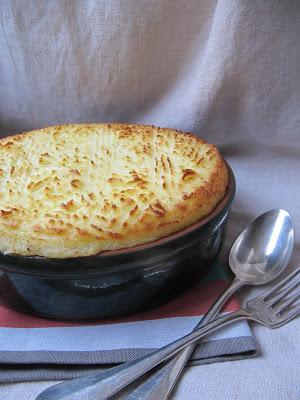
[36,209,294,400]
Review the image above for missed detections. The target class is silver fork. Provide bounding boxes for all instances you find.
[36,267,300,400]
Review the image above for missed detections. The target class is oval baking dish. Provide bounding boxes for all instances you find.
[0,165,235,320]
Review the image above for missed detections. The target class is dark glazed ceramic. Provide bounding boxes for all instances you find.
[0,165,235,320]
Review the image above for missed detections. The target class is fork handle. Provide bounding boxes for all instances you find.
[125,277,244,400]
[36,309,249,400]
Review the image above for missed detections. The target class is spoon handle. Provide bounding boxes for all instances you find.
[201,277,243,323]
[124,277,244,400]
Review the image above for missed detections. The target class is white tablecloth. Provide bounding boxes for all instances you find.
[0,0,299,398]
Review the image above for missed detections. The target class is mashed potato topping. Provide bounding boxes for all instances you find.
[0,124,228,258]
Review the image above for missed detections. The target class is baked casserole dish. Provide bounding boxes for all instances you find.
[0,124,235,319]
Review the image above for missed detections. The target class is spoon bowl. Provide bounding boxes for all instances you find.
[229,209,294,284]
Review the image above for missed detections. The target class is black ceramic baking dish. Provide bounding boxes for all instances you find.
[0,164,235,320]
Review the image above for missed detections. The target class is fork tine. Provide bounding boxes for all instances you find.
[268,278,300,306]
[262,267,300,301]
[274,292,300,314]
[277,303,300,325]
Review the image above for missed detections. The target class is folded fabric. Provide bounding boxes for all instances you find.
[0,265,257,383]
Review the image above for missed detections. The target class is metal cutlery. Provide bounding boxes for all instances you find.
[36,266,300,400]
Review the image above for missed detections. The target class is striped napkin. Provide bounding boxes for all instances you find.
[0,264,257,382]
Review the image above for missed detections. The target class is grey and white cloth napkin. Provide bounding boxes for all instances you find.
[0,264,257,383]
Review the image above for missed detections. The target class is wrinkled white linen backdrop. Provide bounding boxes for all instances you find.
[0,1,299,399]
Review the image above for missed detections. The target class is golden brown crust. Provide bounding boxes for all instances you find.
[0,123,228,258]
